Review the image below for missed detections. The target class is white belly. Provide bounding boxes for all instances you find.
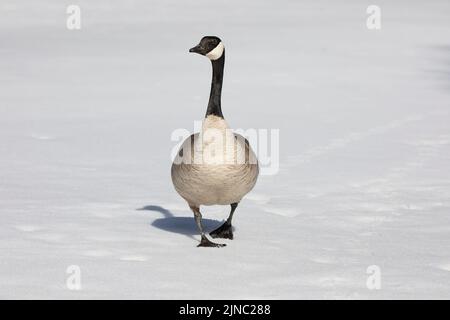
[172,162,258,206]
[171,116,259,206]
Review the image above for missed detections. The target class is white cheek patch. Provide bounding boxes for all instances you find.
[206,42,224,60]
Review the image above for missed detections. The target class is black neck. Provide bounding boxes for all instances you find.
[205,50,225,118]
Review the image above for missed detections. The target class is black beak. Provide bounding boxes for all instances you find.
[189,44,202,54]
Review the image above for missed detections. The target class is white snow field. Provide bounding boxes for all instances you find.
[1,0,450,299]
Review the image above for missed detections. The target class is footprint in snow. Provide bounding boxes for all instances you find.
[15,225,42,232]
[30,134,55,140]
[30,233,65,242]
[263,206,300,218]
[435,263,450,272]
[83,250,112,258]
[245,193,272,205]
[119,255,148,262]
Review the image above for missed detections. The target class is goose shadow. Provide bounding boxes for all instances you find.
[138,205,224,240]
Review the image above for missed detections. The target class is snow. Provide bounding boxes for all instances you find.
[1,0,450,299]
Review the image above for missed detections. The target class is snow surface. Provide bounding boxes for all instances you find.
[1,0,450,299]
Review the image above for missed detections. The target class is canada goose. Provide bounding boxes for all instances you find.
[171,36,259,247]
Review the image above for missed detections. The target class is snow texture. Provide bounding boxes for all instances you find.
[1,0,450,299]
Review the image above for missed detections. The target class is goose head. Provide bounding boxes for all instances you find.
[189,36,224,61]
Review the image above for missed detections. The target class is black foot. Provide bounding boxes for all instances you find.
[210,222,233,240]
[197,235,226,248]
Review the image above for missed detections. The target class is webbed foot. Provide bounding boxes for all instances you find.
[210,222,233,240]
[198,234,226,247]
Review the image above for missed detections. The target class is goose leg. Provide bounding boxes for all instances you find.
[210,202,238,240]
[190,205,226,247]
